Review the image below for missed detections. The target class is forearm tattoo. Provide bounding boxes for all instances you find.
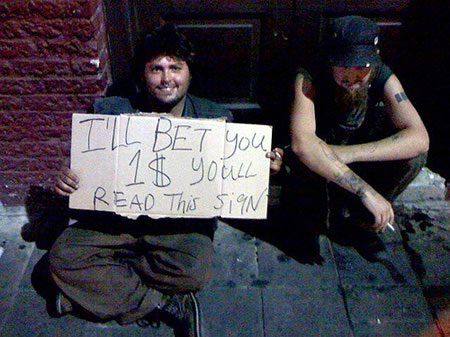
[334,171,368,199]
[367,143,377,153]
[394,92,408,103]
[318,141,339,162]
[318,140,369,198]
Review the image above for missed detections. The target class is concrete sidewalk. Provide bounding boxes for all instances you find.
[0,169,448,337]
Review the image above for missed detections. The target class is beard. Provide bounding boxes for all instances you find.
[334,68,376,112]
[146,87,187,113]
[335,84,369,112]
[154,93,185,109]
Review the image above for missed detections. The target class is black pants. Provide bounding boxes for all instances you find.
[328,154,427,225]
[48,214,215,324]
[281,151,427,232]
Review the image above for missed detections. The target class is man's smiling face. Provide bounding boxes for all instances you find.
[144,55,191,108]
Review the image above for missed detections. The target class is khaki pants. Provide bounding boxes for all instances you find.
[48,215,214,324]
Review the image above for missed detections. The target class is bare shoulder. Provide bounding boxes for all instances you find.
[294,73,315,101]
[384,74,410,104]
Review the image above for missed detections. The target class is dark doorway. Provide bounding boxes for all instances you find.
[102,0,448,178]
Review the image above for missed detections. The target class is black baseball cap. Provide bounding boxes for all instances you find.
[326,16,381,67]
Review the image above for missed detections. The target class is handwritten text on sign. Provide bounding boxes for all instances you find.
[69,113,272,219]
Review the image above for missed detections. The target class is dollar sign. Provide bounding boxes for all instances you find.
[148,153,171,187]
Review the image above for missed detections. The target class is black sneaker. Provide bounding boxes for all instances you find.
[158,292,201,337]
[136,310,161,328]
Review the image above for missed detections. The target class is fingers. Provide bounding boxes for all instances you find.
[385,206,395,232]
[373,202,395,233]
[381,203,395,232]
[54,167,79,196]
[362,191,395,233]
[266,148,284,175]
[273,147,284,158]
[266,148,283,161]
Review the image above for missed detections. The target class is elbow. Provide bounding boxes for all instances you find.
[290,130,320,163]
[403,126,429,157]
[290,143,303,159]
[417,130,430,155]
[408,136,429,159]
[291,139,313,162]
[421,137,430,154]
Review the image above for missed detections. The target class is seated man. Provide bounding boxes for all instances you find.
[284,16,429,259]
[50,24,283,336]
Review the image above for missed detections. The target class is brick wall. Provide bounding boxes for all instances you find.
[0,0,111,205]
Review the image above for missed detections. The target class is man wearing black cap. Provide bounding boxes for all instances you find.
[48,25,283,336]
[284,16,429,257]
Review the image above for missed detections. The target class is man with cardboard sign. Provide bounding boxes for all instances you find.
[48,24,283,337]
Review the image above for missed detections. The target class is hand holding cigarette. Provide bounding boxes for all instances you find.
[386,222,395,232]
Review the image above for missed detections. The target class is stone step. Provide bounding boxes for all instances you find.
[395,167,447,203]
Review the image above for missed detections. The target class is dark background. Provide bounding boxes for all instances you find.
[103,0,449,180]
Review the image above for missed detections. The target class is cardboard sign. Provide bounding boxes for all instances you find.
[69,113,272,219]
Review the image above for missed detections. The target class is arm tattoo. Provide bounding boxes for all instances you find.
[367,143,377,153]
[319,140,371,198]
[334,171,368,199]
[394,92,408,103]
[318,140,339,162]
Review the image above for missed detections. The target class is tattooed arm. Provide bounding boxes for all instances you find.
[290,74,394,231]
[327,74,429,164]
[318,140,394,231]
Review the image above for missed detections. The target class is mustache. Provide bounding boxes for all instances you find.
[341,79,370,89]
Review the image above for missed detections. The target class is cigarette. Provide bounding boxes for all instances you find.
[386,222,395,231]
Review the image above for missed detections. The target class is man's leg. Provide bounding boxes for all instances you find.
[281,148,329,261]
[331,153,427,220]
[136,232,214,294]
[48,224,164,323]
[129,230,213,337]
[356,153,427,203]
[327,154,427,258]
[48,220,214,326]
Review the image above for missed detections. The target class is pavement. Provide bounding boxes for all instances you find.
[0,168,448,337]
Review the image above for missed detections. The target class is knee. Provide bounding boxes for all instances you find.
[47,245,67,278]
[181,251,213,291]
[47,237,80,277]
[404,152,427,172]
[48,241,64,269]
[397,152,428,185]
[184,273,211,292]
